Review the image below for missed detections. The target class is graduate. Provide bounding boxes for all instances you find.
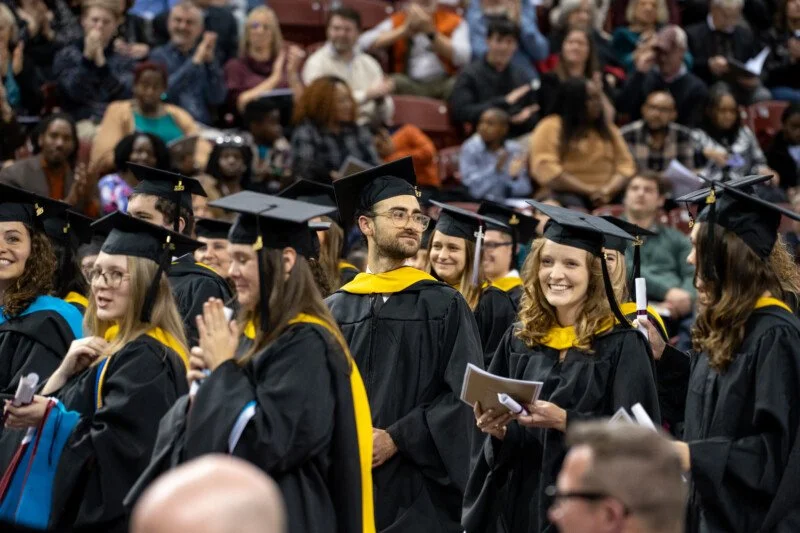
[429,202,517,367]
[131,192,375,533]
[43,210,94,314]
[278,179,360,289]
[463,202,660,533]
[193,218,233,278]
[0,184,83,394]
[638,178,800,532]
[126,164,233,345]
[2,212,191,532]
[477,201,539,310]
[326,158,484,533]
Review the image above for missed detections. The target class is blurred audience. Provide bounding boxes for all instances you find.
[153,0,238,64]
[547,0,617,73]
[358,0,471,99]
[243,97,292,191]
[224,6,304,115]
[374,122,439,190]
[290,76,378,183]
[114,0,152,60]
[764,0,800,103]
[766,103,800,194]
[303,7,394,126]
[150,1,227,125]
[205,135,254,195]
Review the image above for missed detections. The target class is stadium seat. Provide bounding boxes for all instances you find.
[392,95,460,147]
[746,100,789,150]
[270,0,327,45]
[336,0,394,29]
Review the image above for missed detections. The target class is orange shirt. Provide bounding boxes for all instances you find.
[40,156,67,200]
[390,10,462,76]
[385,124,440,188]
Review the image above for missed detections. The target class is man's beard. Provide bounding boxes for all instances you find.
[375,228,419,261]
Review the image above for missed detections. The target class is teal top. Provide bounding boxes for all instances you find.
[133,112,184,144]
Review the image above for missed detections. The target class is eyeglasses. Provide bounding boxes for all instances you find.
[88,269,131,289]
[545,485,631,515]
[370,210,431,230]
[483,241,513,251]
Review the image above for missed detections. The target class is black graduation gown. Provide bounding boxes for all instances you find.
[0,335,187,532]
[326,275,484,533]
[0,296,82,394]
[463,325,661,533]
[340,264,360,285]
[683,305,800,533]
[474,287,517,368]
[128,321,374,533]
[168,256,234,345]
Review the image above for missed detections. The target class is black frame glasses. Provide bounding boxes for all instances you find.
[483,241,513,251]
[370,209,431,231]
[88,269,131,289]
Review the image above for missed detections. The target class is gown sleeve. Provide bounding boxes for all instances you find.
[185,326,336,474]
[688,326,800,524]
[53,341,187,529]
[474,289,517,368]
[385,294,484,493]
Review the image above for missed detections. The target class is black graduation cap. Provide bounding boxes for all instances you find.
[431,201,508,285]
[129,163,207,232]
[278,179,339,222]
[600,215,656,285]
[332,157,419,228]
[674,174,772,206]
[209,191,336,332]
[91,212,202,322]
[43,210,94,249]
[0,183,70,228]
[477,201,538,246]
[194,218,232,240]
[420,221,436,249]
[527,200,635,327]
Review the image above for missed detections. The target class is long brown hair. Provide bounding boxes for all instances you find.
[428,233,482,310]
[85,256,188,359]
[240,249,347,365]
[692,223,788,371]
[318,216,344,291]
[2,227,56,318]
[516,238,612,352]
[292,77,356,129]
[606,249,629,303]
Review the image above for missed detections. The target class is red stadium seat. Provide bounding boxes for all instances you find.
[336,0,394,28]
[591,204,625,217]
[747,101,790,150]
[270,0,327,45]
[392,96,461,147]
[437,145,461,184]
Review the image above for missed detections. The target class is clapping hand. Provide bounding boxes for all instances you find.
[196,298,241,371]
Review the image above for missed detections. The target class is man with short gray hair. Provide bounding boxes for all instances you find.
[549,422,687,533]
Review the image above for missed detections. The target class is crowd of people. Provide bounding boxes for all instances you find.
[0,0,800,532]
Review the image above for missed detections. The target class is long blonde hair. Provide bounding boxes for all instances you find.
[429,233,482,310]
[241,6,283,59]
[85,256,188,359]
[516,238,613,352]
[606,249,629,303]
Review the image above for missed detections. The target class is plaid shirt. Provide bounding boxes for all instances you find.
[290,120,379,182]
[620,120,703,172]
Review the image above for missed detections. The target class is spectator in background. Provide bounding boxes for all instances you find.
[224,6,304,115]
[620,90,713,172]
[611,0,690,74]
[460,107,532,201]
[0,4,24,113]
[358,0,470,99]
[91,61,208,176]
[97,132,170,214]
[783,194,800,260]
[766,103,800,194]
[764,0,800,103]
[290,76,378,183]
[466,0,549,80]
[548,0,610,36]
[694,86,781,187]
[617,25,709,127]
[153,0,238,64]
[53,0,134,127]
[0,82,24,164]
[113,0,153,60]
[538,28,616,120]
[303,7,394,126]
[150,1,227,125]
[205,136,254,196]
[621,172,695,347]
[550,422,686,533]
[0,113,92,211]
[547,0,618,73]
[530,78,635,208]
[243,97,292,192]
[374,122,440,190]
[686,0,770,105]
[450,15,538,139]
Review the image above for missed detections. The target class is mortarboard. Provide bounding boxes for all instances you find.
[209,192,337,332]
[91,212,202,322]
[129,163,207,232]
[194,218,233,240]
[600,215,656,283]
[431,201,508,285]
[478,201,538,246]
[332,157,419,228]
[43,210,94,249]
[278,179,339,222]
[0,183,70,229]
[527,201,635,327]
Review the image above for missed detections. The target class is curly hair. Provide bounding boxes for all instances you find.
[692,223,789,371]
[516,237,612,352]
[292,76,356,129]
[2,228,57,318]
[113,132,171,173]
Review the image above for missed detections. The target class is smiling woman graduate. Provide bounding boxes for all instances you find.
[1,212,192,532]
[0,184,83,394]
[463,202,660,533]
